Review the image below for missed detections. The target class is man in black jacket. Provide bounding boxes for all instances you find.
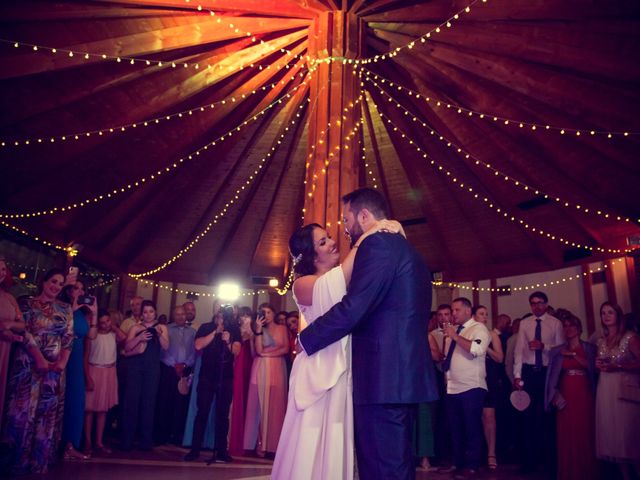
[299,187,438,480]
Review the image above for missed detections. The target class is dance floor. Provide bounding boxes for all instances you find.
[16,444,555,480]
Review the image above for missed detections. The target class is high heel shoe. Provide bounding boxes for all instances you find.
[64,445,90,461]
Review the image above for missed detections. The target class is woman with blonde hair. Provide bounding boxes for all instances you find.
[595,301,640,480]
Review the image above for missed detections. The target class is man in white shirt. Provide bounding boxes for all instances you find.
[443,297,491,478]
[513,291,564,474]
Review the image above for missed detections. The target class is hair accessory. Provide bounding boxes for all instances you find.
[291,253,303,266]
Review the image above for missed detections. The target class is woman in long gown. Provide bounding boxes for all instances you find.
[58,280,97,459]
[271,220,402,480]
[3,268,75,475]
[595,301,640,480]
[243,303,289,456]
[544,310,597,480]
[229,306,254,456]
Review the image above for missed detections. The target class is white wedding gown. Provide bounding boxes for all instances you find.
[271,266,355,480]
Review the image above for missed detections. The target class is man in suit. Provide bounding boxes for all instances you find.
[299,187,438,480]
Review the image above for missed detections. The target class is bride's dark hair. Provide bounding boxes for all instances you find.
[288,223,322,276]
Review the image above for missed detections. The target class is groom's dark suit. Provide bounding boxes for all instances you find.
[300,231,438,480]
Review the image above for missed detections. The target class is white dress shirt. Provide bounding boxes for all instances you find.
[513,313,564,378]
[445,318,491,395]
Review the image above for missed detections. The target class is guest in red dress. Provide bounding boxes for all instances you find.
[228,307,254,456]
[545,310,597,480]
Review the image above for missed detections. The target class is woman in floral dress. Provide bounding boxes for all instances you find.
[3,268,75,474]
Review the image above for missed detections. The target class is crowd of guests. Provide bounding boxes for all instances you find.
[0,261,300,475]
[424,292,640,480]
[0,257,638,479]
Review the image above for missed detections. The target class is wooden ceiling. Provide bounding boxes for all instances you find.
[0,0,639,287]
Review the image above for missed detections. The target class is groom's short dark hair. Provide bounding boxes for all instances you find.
[342,187,389,220]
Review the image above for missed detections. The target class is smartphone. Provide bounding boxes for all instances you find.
[77,295,95,306]
[66,266,79,286]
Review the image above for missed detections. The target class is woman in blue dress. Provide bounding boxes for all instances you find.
[59,280,98,459]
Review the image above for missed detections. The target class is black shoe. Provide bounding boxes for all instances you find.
[183,450,199,461]
[215,452,233,463]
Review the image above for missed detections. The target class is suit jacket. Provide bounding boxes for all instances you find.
[299,232,438,405]
[544,340,597,411]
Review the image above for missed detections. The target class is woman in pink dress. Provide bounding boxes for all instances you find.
[243,303,289,456]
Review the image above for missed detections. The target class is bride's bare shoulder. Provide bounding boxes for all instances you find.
[292,275,319,306]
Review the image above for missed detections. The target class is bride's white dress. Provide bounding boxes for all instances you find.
[271,266,355,480]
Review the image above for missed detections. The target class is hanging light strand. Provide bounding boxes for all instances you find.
[0,94,312,273]
[1,1,308,76]
[128,96,310,278]
[434,258,625,293]
[134,277,266,298]
[312,0,484,66]
[364,73,640,225]
[361,68,637,138]
[376,110,633,255]
[0,63,308,149]
[0,220,70,252]
[360,111,379,189]
[301,78,365,221]
[0,69,313,220]
[275,269,295,296]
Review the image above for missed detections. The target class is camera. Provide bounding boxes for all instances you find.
[220,304,235,324]
[259,309,267,318]
[77,295,95,306]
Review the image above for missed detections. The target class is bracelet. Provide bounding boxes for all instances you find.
[254,332,263,336]
[90,324,97,328]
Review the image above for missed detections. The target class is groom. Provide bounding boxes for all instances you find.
[299,187,438,480]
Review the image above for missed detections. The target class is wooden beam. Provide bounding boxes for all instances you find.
[303,11,361,258]
[605,259,618,305]
[626,255,640,316]
[472,280,480,307]
[581,264,595,335]
[490,277,498,326]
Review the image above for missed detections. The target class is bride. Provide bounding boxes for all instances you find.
[271,220,402,480]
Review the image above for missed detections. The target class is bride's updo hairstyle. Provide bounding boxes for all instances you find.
[288,223,322,276]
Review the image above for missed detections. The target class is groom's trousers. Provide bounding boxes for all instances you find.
[354,403,416,480]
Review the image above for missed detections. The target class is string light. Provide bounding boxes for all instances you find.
[134,277,266,298]
[128,96,310,278]
[0,70,313,219]
[301,79,365,222]
[376,111,633,255]
[0,94,312,275]
[360,112,379,189]
[0,64,307,149]
[0,1,310,78]
[312,0,484,66]
[362,69,637,139]
[275,269,295,296]
[281,80,365,293]
[365,73,640,225]
[0,220,70,252]
[434,258,625,292]
[4,261,118,280]
[87,277,119,290]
